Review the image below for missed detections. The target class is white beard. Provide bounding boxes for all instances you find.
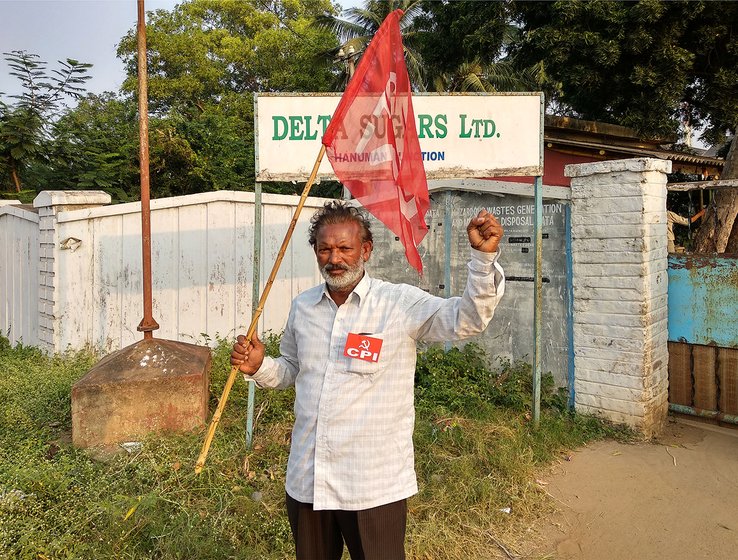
[321,259,365,291]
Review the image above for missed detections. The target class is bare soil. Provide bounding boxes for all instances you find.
[534,417,738,560]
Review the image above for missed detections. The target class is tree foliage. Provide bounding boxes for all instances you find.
[0,51,91,194]
[313,0,425,89]
[512,0,738,143]
[412,0,547,93]
[44,93,139,198]
[117,0,338,112]
[105,0,339,198]
[421,2,514,70]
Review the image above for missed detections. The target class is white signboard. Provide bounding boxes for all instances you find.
[255,93,543,182]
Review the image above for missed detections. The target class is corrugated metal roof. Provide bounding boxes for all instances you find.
[546,136,724,168]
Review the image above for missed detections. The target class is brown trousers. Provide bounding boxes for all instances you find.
[286,493,407,560]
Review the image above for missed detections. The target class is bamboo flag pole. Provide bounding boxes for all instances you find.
[195,144,327,474]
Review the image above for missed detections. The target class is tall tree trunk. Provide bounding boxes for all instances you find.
[693,137,738,253]
[725,213,738,253]
[10,164,21,193]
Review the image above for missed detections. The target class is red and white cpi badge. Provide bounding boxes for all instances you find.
[344,333,383,363]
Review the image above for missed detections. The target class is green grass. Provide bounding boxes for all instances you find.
[0,338,631,560]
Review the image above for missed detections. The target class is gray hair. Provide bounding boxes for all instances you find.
[308,200,373,247]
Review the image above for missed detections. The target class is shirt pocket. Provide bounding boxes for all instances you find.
[344,331,388,376]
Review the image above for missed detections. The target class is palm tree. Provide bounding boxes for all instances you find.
[432,59,548,94]
[314,0,426,90]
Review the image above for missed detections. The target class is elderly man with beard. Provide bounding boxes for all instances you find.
[231,200,505,560]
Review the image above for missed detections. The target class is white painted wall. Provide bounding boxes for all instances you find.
[17,191,327,353]
[0,202,39,346]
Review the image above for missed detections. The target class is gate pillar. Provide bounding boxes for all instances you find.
[565,158,671,437]
[33,190,112,353]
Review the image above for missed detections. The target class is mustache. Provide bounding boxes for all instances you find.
[323,263,349,271]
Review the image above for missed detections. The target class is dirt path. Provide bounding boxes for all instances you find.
[535,418,738,560]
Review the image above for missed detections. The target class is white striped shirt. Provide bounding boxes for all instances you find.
[251,248,505,510]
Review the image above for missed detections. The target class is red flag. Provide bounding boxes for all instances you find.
[322,9,429,274]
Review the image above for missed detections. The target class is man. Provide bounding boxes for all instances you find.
[231,200,505,559]
[667,208,704,252]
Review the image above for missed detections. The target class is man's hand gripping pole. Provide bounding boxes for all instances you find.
[195,146,326,474]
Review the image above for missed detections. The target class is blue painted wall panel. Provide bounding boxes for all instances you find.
[668,255,738,349]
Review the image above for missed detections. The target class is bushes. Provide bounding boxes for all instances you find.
[415,343,565,416]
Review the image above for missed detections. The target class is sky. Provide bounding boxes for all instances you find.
[0,0,361,102]
[0,0,181,100]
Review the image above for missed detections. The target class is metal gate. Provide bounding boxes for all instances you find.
[667,254,738,423]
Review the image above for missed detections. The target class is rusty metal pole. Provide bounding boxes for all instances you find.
[136,0,159,338]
